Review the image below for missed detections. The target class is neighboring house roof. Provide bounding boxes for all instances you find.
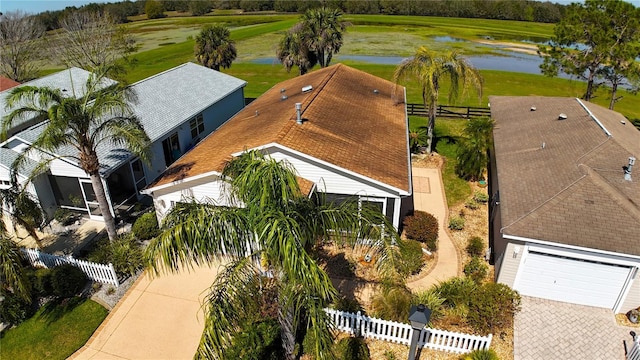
[11,63,247,177]
[0,77,20,92]
[0,147,38,178]
[0,68,117,132]
[490,96,640,256]
[149,63,411,192]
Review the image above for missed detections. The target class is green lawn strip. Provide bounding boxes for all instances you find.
[0,298,108,360]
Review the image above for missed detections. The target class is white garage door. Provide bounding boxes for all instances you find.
[515,251,631,309]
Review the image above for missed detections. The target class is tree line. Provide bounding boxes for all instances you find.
[27,0,566,30]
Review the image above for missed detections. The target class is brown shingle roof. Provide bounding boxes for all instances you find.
[490,96,640,255]
[0,77,20,92]
[149,64,410,192]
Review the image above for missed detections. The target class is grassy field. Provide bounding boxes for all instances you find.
[0,297,108,360]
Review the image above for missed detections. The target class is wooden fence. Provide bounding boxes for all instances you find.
[406,103,491,119]
[21,248,119,287]
[324,308,492,354]
[628,333,640,360]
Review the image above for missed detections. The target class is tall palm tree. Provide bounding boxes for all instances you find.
[394,47,483,153]
[194,24,237,71]
[145,151,400,360]
[2,67,151,242]
[276,22,317,75]
[301,7,348,68]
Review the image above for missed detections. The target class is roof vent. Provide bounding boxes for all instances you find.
[530,106,536,111]
[373,89,379,94]
[295,103,303,124]
[558,113,567,120]
[280,88,286,93]
[281,95,288,101]
[624,157,636,181]
[302,85,313,93]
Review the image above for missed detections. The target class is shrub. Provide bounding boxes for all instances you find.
[226,319,284,360]
[132,212,160,240]
[464,257,488,283]
[30,267,53,296]
[473,191,489,203]
[370,285,413,323]
[403,211,438,251]
[0,289,33,325]
[465,198,479,210]
[414,289,445,321]
[467,283,521,334]
[333,295,364,314]
[448,216,465,230]
[459,349,500,360]
[50,264,87,298]
[53,208,77,226]
[334,336,370,360]
[433,277,477,309]
[87,234,143,277]
[466,236,485,257]
[397,239,424,276]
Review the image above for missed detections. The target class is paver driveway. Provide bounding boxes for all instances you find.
[71,264,221,360]
[514,296,636,360]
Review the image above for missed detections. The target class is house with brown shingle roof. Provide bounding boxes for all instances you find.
[489,96,640,313]
[143,64,413,230]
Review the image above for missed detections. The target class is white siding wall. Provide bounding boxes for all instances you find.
[49,158,88,178]
[266,148,400,199]
[496,241,524,287]
[0,166,10,182]
[620,277,640,313]
[31,173,57,218]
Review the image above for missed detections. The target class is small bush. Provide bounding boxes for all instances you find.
[333,296,364,314]
[226,319,284,360]
[30,267,54,296]
[88,234,143,277]
[397,239,425,276]
[414,289,445,321]
[448,216,465,230]
[0,289,33,325]
[467,283,521,334]
[466,236,485,257]
[334,336,370,360]
[465,199,479,210]
[403,211,439,251]
[50,264,87,298]
[433,277,477,309]
[370,285,413,323]
[464,257,488,283]
[473,191,489,203]
[53,208,77,226]
[132,212,160,240]
[459,349,500,360]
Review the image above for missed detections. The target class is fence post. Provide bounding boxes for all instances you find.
[108,263,119,287]
[485,333,493,349]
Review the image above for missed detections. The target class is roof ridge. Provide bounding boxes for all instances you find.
[129,63,190,87]
[584,165,640,222]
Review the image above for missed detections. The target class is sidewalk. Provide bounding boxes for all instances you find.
[406,167,460,291]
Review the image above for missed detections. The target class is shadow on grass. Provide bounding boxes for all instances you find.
[38,296,86,324]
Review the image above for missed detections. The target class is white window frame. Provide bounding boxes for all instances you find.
[189,114,205,139]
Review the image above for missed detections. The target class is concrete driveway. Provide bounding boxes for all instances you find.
[514,296,636,360]
[71,264,221,360]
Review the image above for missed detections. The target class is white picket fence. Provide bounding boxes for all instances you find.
[324,308,492,354]
[628,334,640,360]
[21,248,119,287]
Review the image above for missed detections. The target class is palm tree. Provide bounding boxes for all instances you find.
[456,116,494,181]
[394,47,483,153]
[145,150,400,360]
[194,24,237,71]
[276,23,317,75]
[2,67,151,242]
[0,231,31,301]
[0,183,46,249]
[301,7,348,68]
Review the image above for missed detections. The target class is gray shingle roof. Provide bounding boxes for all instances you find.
[0,68,117,131]
[0,147,38,178]
[12,63,247,176]
[490,96,640,255]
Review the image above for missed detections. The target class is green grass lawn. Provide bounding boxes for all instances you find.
[0,297,108,360]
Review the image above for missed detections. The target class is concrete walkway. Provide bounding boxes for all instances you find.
[71,264,221,360]
[514,296,636,360]
[407,167,460,291]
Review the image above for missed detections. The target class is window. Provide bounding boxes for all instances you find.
[189,114,204,139]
